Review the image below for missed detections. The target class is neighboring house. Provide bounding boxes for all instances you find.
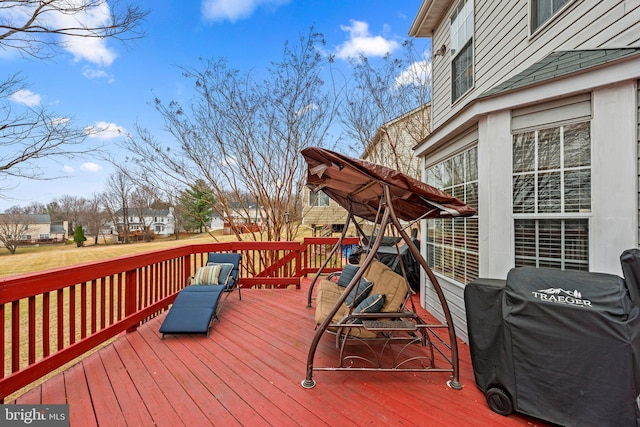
[0,214,68,244]
[409,0,640,340]
[361,103,431,180]
[111,208,175,237]
[301,189,349,234]
[217,202,266,234]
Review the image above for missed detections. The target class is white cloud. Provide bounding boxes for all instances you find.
[9,89,42,107]
[395,59,432,87]
[334,20,400,60]
[54,2,117,66]
[80,162,102,172]
[201,0,290,22]
[82,66,114,82]
[85,121,127,140]
[63,165,75,174]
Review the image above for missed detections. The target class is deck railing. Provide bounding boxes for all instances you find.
[0,237,359,402]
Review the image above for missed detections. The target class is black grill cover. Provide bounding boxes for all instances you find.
[466,266,640,426]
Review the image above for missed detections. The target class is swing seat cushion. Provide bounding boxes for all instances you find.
[315,259,409,333]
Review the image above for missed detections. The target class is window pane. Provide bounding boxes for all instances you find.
[537,127,561,170]
[564,169,591,212]
[514,219,537,260]
[466,147,478,180]
[513,175,536,213]
[465,182,478,211]
[537,172,561,213]
[532,0,570,31]
[513,132,536,173]
[514,218,589,270]
[564,122,590,168]
[452,40,473,102]
[538,219,562,259]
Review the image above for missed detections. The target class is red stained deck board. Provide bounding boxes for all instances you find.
[40,372,67,404]
[81,350,127,426]
[98,344,156,427]
[14,384,41,404]
[223,293,456,426]
[220,294,458,426]
[135,328,245,426]
[114,334,196,426]
[64,363,97,427]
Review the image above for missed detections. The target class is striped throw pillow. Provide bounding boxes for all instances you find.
[192,265,222,285]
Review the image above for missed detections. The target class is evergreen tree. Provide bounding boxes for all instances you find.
[73,225,87,247]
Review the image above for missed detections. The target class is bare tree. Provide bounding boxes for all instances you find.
[103,170,133,243]
[0,211,29,253]
[339,40,432,175]
[84,193,108,244]
[125,29,336,242]
[0,0,147,60]
[0,1,147,195]
[129,185,157,241]
[0,74,98,187]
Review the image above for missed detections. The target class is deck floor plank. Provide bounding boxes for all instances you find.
[120,331,205,426]
[40,371,66,404]
[137,319,265,427]
[6,281,551,426]
[81,349,128,426]
[63,363,98,427]
[99,343,157,427]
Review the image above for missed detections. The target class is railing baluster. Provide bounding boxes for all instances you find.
[69,285,76,345]
[91,279,97,334]
[109,275,115,326]
[11,301,19,373]
[1,303,5,379]
[43,292,50,357]
[57,289,64,351]
[81,282,87,339]
[100,278,106,330]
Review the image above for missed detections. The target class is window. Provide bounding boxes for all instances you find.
[531,0,571,33]
[450,0,474,102]
[512,121,590,270]
[39,234,50,239]
[425,146,479,284]
[309,190,330,207]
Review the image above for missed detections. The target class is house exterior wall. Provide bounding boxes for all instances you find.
[429,0,640,129]
[301,189,348,227]
[362,104,430,179]
[411,0,640,342]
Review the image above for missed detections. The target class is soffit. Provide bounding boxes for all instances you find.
[408,0,453,38]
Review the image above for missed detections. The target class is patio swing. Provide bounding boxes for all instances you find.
[300,147,476,389]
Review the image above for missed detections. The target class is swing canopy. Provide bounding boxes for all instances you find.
[301,147,476,222]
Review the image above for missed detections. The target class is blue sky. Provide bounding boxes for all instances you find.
[0,0,428,212]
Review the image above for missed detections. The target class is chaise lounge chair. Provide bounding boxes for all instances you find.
[159,252,242,339]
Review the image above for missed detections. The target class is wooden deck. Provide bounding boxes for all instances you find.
[10,280,549,426]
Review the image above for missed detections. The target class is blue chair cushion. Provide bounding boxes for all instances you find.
[354,293,385,313]
[337,264,360,287]
[344,279,373,308]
